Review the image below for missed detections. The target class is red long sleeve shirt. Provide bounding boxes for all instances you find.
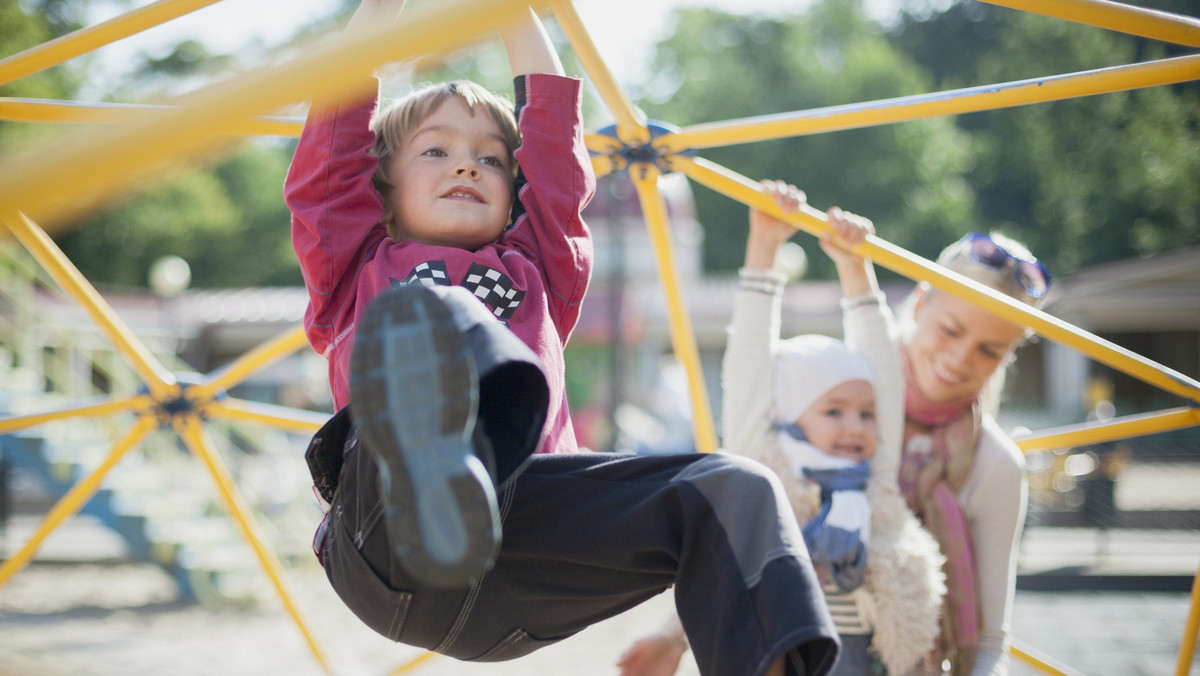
[285,74,594,456]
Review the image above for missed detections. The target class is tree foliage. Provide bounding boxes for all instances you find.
[0,0,301,289]
[58,144,302,289]
[638,1,978,277]
[0,0,85,146]
[890,1,1200,274]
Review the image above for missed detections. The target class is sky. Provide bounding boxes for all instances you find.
[81,0,907,96]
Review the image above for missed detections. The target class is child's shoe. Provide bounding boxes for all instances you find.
[350,284,500,588]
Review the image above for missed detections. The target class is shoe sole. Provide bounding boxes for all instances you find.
[350,285,500,588]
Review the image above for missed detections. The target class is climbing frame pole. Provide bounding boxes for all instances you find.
[0,213,334,672]
[192,324,326,432]
[1011,639,1084,676]
[548,0,649,146]
[191,325,312,401]
[0,416,157,590]
[203,399,327,434]
[173,414,333,675]
[1014,407,1200,454]
[979,0,1200,47]
[655,54,1200,154]
[0,394,154,435]
[0,0,537,234]
[0,98,304,136]
[0,0,224,86]
[1179,560,1200,676]
[629,164,719,454]
[2,211,178,399]
[673,156,1200,407]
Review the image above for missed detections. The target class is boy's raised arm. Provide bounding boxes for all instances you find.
[501,6,565,77]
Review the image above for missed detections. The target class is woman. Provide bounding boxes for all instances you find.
[619,184,947,676]
[618,223,1049,676]
[894,230,1050,675]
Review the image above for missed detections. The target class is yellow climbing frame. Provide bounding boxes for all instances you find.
[0,0,1198,674]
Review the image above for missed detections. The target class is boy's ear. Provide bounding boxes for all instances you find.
[380,207,397,238]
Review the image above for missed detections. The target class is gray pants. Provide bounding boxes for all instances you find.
[320,442,839,676]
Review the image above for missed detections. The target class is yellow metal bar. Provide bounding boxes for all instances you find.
[980,0,1200,48]
[1014,407,1200,453]
[202,399,327,434]
[547,0,649,146]
[0,0,224,87]
[628,165,719,454]
[1,211,178,398]
[674,156,1200,405]
[0,394,153,435]
[0,0,534,234]
[0,98,304,136]
[656,54,1200,154]
[591,154,625,180]
[0,415,156,591]
[172,413,333,675]
[1178,562,1200,676]
[1011,638,1083,676]
[585,132,624,155]
[192,324,311,400]
[387,651,439,675]
[586,133,627,179]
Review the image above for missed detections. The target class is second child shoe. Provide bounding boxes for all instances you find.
[349,284,501,588]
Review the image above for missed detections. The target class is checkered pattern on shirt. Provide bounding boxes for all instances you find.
[461,263,526,320]
[393,260,526,321]
[401,260,452,288]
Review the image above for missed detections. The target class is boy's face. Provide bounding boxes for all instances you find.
[795,379,877,463]
[386,97,514,249]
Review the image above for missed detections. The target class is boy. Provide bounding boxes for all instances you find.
[285,3,838,674]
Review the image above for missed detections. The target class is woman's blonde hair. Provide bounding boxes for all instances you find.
[900,230,1048,414]
[935,231,1047,310]
[370,80,521,236]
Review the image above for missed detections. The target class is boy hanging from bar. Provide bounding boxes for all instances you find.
[285,2,838,673]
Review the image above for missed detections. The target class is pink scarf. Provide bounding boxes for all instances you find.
[898,352,982,676]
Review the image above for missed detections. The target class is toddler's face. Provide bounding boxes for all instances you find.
[386,97,514,249]
[794,379,877,463]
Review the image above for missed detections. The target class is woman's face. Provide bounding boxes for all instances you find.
[905,289,1027,403]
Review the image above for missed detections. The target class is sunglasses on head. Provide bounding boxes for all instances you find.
[954,232,1053,299]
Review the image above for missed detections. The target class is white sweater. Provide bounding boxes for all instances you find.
[947,415,1027,675]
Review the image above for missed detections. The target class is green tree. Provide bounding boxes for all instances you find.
[14,1,304,290]
[58,143,301,289]
[636,0,978,277]
[891,1,1200,274]
[0,0,86,146]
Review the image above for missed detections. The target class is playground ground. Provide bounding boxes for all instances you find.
[1,520,1198,676]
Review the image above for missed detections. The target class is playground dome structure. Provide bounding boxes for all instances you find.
[1,0,1200,674]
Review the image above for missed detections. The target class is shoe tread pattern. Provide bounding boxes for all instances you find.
[350,285,500,588]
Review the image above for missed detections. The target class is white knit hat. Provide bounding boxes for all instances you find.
[772,334,876,424]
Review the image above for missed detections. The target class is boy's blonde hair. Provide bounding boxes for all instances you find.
[370,80,521,236]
